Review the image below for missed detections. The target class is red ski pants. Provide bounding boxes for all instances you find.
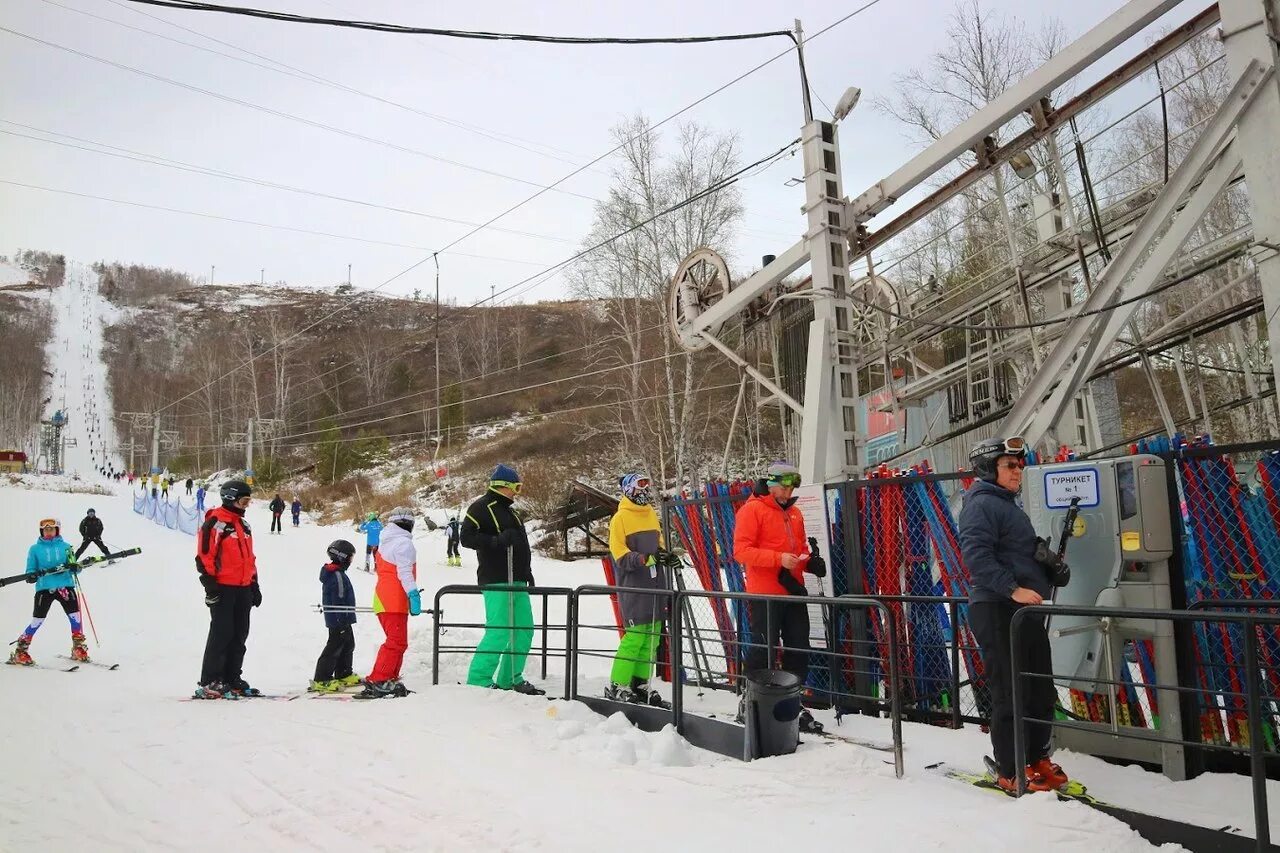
[368,612,408,682]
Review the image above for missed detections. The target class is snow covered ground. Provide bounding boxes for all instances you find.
[43,261,121,477]
[0,480,1269,853]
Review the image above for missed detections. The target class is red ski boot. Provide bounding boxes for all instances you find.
[1030,757,1069,790]
[70,632,90,663]
[7,635,34,666]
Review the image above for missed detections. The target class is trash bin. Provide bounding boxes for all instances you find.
[742,668,802,760]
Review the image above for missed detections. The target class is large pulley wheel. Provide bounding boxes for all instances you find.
[668,247,732,352]
[848,273,902,348]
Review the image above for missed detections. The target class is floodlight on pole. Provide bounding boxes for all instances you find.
[833,86,862,123]
[1009,150,1038,180]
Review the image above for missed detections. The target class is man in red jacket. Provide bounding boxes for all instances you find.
[192,480,262,699]
[733,461,826,733]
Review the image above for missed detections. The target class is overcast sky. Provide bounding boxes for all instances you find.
[0,0,1191,305]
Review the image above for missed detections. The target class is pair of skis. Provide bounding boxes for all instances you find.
[0,547,142,588]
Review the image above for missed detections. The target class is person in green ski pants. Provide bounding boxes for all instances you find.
[606,473,677,708]
[460,464,545,695]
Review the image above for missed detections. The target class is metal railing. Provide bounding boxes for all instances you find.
[431,584,574,699]
[1011,604,1280,851]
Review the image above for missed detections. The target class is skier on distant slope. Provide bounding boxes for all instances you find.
[269,493,286,534]
[605,473,676,708]
[192,480,262,700]
[357,512,384,572]
[958,436,1070,793]
[74,508,110,559]
[462,464,544,695]
[360,507,420,699]
[445,515,462,566]
[7,518,90,666]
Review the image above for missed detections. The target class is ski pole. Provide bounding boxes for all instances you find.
[74,576,100,646]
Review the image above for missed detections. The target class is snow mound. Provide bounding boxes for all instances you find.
[4,473,114,496]
[544,706,702,768]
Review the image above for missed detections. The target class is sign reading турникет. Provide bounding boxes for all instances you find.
[1043,468,1100,508]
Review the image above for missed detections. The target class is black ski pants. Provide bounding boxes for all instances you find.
[447,538,460,559]
[744,598,810,682]
[270,513,283,533]
[314,625,356,682]
[969,600,1057,778]
[199,585,253,686]
[75,537,110,559]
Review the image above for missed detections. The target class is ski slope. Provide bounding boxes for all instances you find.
[43,261,120,477]
[1,482,1269,853]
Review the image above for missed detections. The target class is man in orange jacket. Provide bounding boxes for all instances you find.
[733,461,827,733]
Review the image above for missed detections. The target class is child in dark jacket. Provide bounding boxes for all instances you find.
[311,539,360,692]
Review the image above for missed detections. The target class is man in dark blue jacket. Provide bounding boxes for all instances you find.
[959,436,1067,793]
[312,539,360,692]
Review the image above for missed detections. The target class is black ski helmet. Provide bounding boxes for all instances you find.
[969,436,1027,483]
[220,479,252,505]
[326,539,356,568]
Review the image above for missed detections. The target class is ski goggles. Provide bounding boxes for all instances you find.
[997,436,1027,456]
[767,472,803,488]
[491,480,522,494]
[39,519,58,530]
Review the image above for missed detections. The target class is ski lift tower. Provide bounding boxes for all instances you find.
[37,409,69,475]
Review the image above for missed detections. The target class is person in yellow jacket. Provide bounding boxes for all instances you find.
[606,473,679,708]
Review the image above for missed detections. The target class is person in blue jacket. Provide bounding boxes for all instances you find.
[8,517,89,666]
[357,512,384,573]
[311,540,360,692]
[959,435,1070,793]
[290,496,303,528]
[195,483,207,513]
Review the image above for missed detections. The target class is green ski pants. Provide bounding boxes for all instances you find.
[467,583,534,688]
[610,620,663,686]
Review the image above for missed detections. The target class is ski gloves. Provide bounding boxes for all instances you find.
[496,528,522,548]
[408,589,423,616]
[805,536,827,578]
[654,549,683,573]
[1034,538,1071,588]
[200,573,220,607]
[199,576,263,607]
[778,568,809,596]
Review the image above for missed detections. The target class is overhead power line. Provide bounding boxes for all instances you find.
[42,0,598,171]
[119,1,797,46]
[0,178,553,265]
[155,135,799,416]
[0,123,573,244]
[141,0,888,416]
[0,26,598,201]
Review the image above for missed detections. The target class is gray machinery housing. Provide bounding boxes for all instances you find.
[1023,455,1184,779]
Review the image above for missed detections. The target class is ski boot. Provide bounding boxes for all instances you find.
[511,679,546,696]
[7,635,34,666]
[798,709,824,734]
[335,674,363,689]
[192,681,236,700]
[1029,757,1068,790]
[70,632,90,663]
[986,757,1055,793]
[227,678,262,698]
[627,681,671,710]
[355,679,409,699]
[308,679,340,693]
[603,682,627,701]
